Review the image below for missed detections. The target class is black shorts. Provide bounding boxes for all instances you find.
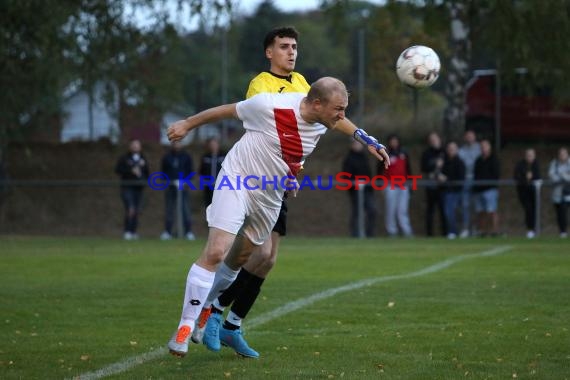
[272,199,288,236]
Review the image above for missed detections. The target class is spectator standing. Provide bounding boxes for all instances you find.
[458,130,481,237]
[514,148,541,238]
[115,139,149,240]
[378,134,413,237]
[547,147,570,238]
[160,141,196,240]
[420,132,446,236]
[342,140,377,237]
[473,139,500,237]
[199,137,226,208]
[438,142,466,239]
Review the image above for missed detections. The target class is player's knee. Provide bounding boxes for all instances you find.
[203,246,225,265]
[260,255,277,274]
[257,243,272,260]
[233,252,250,267]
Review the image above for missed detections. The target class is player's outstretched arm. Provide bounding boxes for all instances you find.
[335,118,390,169]
[167,104,238,142]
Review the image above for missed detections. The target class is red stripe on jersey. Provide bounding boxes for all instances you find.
[274,108,303,177]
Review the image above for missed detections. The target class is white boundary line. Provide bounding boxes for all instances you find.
[71,245,511,380]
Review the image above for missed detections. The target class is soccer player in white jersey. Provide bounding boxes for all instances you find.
[166,77,389,358]
[196,27,386,359]
[192,27,310,358]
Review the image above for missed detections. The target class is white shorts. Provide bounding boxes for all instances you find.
[206,170,281,245]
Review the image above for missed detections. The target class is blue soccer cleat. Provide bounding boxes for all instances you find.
[219,327,259,359]
[203,312,223,352]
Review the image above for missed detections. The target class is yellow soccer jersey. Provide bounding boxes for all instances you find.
[246,71,310,99]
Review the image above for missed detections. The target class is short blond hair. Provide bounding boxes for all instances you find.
[307,77,348,104]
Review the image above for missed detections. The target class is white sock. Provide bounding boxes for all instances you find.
[178,264,215,329]
[212,298,225,312]
[225,310,242,327]
[205,263,240,306]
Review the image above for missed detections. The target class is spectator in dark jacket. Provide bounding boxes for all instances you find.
[420,132,446,237]
[514,148,541,238]
[199,137,226,208]
[161,141,195,240]
[115,139,149,240]
[474,139,500,236]
[342,140,377,237]
[438,142,465,239]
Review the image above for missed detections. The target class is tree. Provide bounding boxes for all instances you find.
[0,0,241,154]
[442,1,470,141]
[429,0,570,140]
[0,0,77,159]
[478,0,570,100]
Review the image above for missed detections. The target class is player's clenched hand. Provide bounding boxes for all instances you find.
[354,129,390,169]
[367,144,390,169]
[167,120,189,142]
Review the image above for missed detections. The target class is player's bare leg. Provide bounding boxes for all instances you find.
[168,228,241,357]
[203,232,280,358]
[243,231,280,276]
[193,234,256,352]
[191,234,258,344]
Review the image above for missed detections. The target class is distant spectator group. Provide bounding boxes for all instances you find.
[344,130,569,240]
[115,133,570,241]
[114,137,225,241]
[417,130,501,239]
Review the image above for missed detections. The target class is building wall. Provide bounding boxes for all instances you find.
[60,83,119,143]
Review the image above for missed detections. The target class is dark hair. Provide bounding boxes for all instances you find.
[387,134,400,142]
[263,26,299,51]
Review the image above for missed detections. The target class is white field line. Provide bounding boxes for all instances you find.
[71,245,511,380]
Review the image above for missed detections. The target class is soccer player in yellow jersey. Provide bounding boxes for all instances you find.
[189,27,388,358]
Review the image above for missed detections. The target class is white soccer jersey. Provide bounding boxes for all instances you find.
[222,92,328,208]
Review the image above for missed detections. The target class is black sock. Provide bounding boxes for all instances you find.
[218,268,254,307]
[230,273,265,319]
[222,320,240,331]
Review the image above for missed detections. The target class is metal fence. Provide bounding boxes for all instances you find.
[0,178,567,239]
[352,178,567,238]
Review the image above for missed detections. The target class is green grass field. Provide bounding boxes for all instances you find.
[1,237,569,380]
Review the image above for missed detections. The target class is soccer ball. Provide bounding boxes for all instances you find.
[396,45,441,88]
